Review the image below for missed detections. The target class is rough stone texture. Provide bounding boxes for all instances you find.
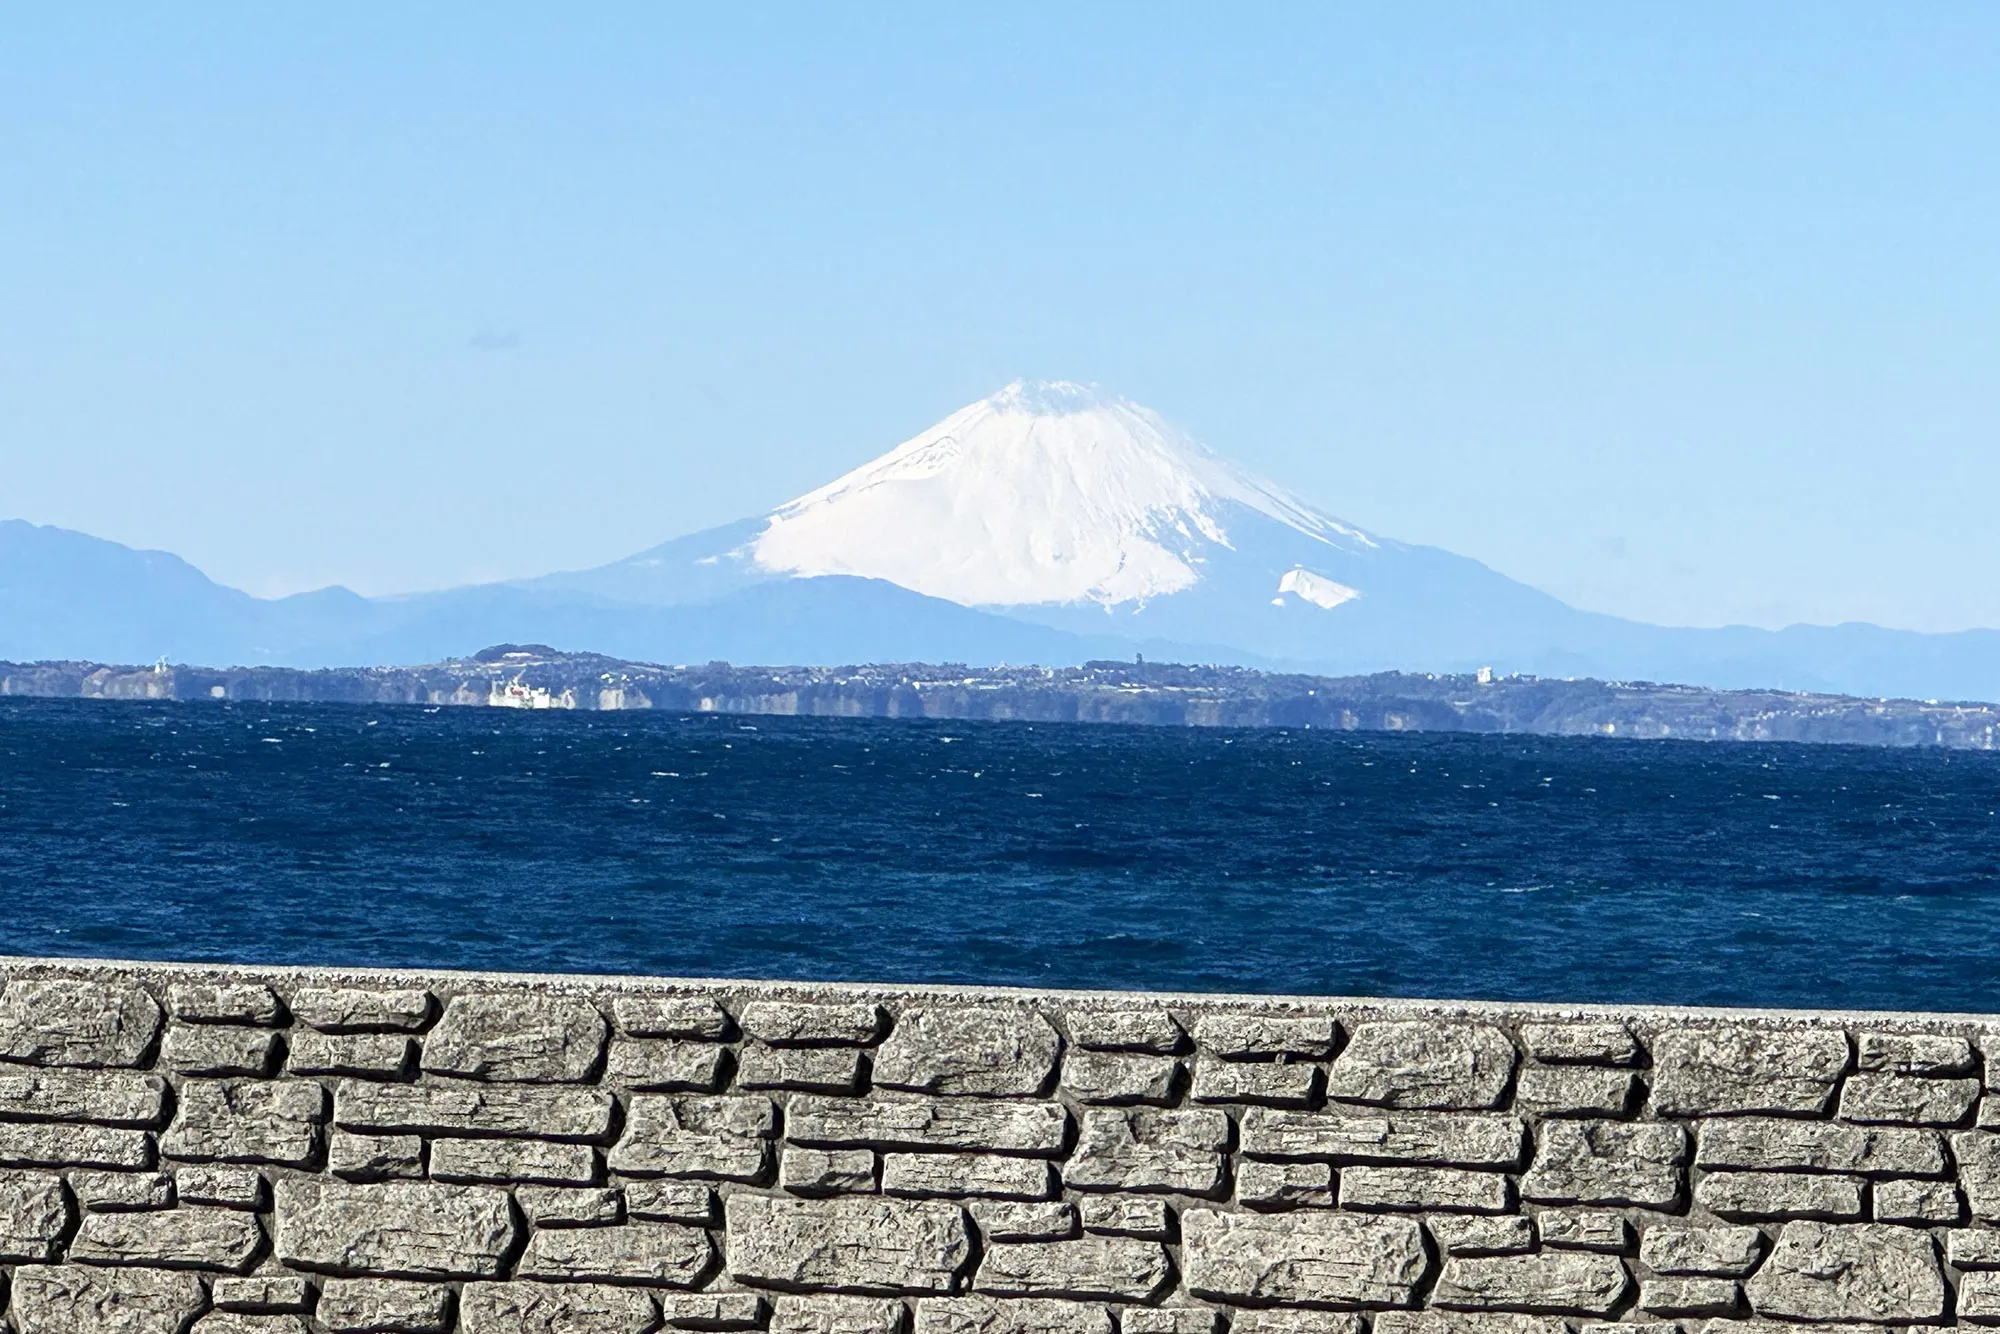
[1061,1051,1180,1105]
[1948,1229,2000,1268]
[1180,1208,1428,1307]
[1239,1108,1528,1168]
[1066,1011,1183,1055]
[0,980,163,1069]
[789,1096,1068,1155]
[162,1078,325,1166]
[1430,1253,1630,1315]
[1191,1015,1340,1060]
[337,1079,616,1141]
[1122,1311,1222,1334]
[1955,1131,2000,1220]
[274,1178,519,1279]
[0,1171,74,1260]
[1641,1225,1766,1277]
[518,1183,624,1226]
[1235,1158,1336,1209]
[1960,1272,2000,1326]
[288,1031,416,1079]
[1062,1109,1229,1196]
[1519,1120,1688,1208]
[316,1277,454,1332]
[1074,1195,1169,1237]
[291,987,433,1034]
[1743,1222,1946,1323]
[970,1201,1076,1242]
[738,1043,866,1094]
[0,1066,167,1126]
[1640,1277,1741,1317]
[1190,1055,1322,1108]
[0,1120,155,1168]
[1874,1177,1961,1224]
[1695,1171,1865,1221]
[727,1194,973,1295]
[1518,1023,1641,1067]
[883,1152,1056,1200]
[169,982,284,1027]
[975,1235,1172,1300]
[179,1166,268,1209]
[422,994,608,1083]
[874,1009,1062,1098]
[1856,1032,1974,1077]
[1339,1166,1513,1214]
[212,1274,315,1311]
[1511,1066,1635,1119]
[1700,1118,1945,1175]
[914,1297,1112,1334]
[626,1178,718,1224]
[612,995,730,1040]
[1651,1029,1851,1117]
[1837,1072,1980,1126]
[9,1263,207,1334]
[195,1314,312,1334]
[784,1146,880,1196]
[460,1282,661,1334]
[159,1024,281,1077]
[741,1002,886,1047]
[72,1169,174,1212]
[769,1294,906,1334]
[662,1292,767,1330]
[609,1094,777,1180]
[1429,1216,1534,1256]
[1324,1022,1517,1111]
[430,1135,599,1185]
[516,1220,715,1285]
[604,1038,730,1092]
[328,1129,425,1181]
[1378,1317,1571,1334]
[68,1204,264,1271]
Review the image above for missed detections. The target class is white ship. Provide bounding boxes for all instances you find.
[487,675,576,710]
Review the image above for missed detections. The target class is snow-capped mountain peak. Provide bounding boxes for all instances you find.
[748,380,1376,608]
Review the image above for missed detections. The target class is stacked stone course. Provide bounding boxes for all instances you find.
[2,963,2000,1334]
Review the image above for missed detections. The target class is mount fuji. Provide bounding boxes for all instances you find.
[9,379,2000,701]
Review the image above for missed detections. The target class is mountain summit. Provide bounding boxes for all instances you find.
[9,382,2000,702]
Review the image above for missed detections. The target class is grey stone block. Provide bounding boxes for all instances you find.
[788,1095,1068,1155]
[429,1136,598,1185]
[159,1025,279,1078]
[515,1183,622,1226]
[286,1031,415,1079]
[161,1079,325,1167]
[1534,1209,1630,1253]
[1856,1032,1975,1076]
[741,1001,886,1047]
[70,1169,173,1212]
[516,1219,715,1285]
[316,1277,453,1332]
[0,1170,72,1260]
[1190,1014,1339,1060]
[1518,1023,1640,1067]
[1065,1010,1183,1054]
[883,1152,1056,1200]
[0,1067,167,1126]
[7,1263,207,1334]
[212,1274,315,1312]
[334,1079,615,1142]
[1743,1221,1946,1323]
[1520,1120,1688,1208]
[739,1043,866,1093]
[769,1294,906,1334]
[1958,1131,2000,1220]
[1694,1171,1865,1221]
[168,983,283,1027]
[1639,1225,1765,1277]
[623,1178,717,1224]
[726,1193,972,1295]
[1871,1176,1960,1224]
[1430,1253,1631,1316]
[421,993,607,1083]
[784,1146,879,1196]
[1650,1028,1849,1117]
[1639,1278,1740,1317]
[193,1314,310,1334]
[0,980,163,1069]
[0,1121,154,1169]
[1376,1316,1574,1334]
[1238,1107,1528,1168]
[1180,1207,1428,1307]
[1699,1118,1945,1176]
[1960,1271,2000,1326]
[1947,1228,2000,1269]
[603,1037,729,1092]
[1512,1066,1636,1119]
[1229,1312,1362,1334]
[1837,1072,1980,1126]
[327,1130,423,1181]
[1429,1215,1535,1256]
[273,1178,519,1280]
[1324,1022,1516,1111]
[1340,1165,1513,1214]
[607,1094,777,1181]
[68,1204,264,1272]
[1061,1108,1228,1196]
[873,1008,1061,1098]
[460,1282,662,1334]
[1059,1050,1180,1105]
[177,1166,267,1209]
[1189,1054,1322,1108]
[970,1200,1075,1241]
[611,995,730,1040]
[1121,1311,1221,1334]
[975,1234,1171,1300]
[914,1297,1112,1334]
[1075,1195,1169,1238]
[291,987,434,1034]
[661,1293,767,1330]
[1235,1157,1335,1209]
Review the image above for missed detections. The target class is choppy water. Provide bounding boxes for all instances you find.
[3,697,1999,1011]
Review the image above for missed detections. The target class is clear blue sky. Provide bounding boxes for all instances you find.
[5,5,1996,631]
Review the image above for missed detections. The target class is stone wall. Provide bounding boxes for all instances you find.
[0,959,1996,1334]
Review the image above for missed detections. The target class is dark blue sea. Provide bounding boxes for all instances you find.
[4,697,1999,1011]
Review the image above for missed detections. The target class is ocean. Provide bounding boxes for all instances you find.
[3,696,1997,1011]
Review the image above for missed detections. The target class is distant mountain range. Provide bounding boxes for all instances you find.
[8,379,2000,702]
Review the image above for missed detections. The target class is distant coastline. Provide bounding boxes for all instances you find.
[5,644,1998,750]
